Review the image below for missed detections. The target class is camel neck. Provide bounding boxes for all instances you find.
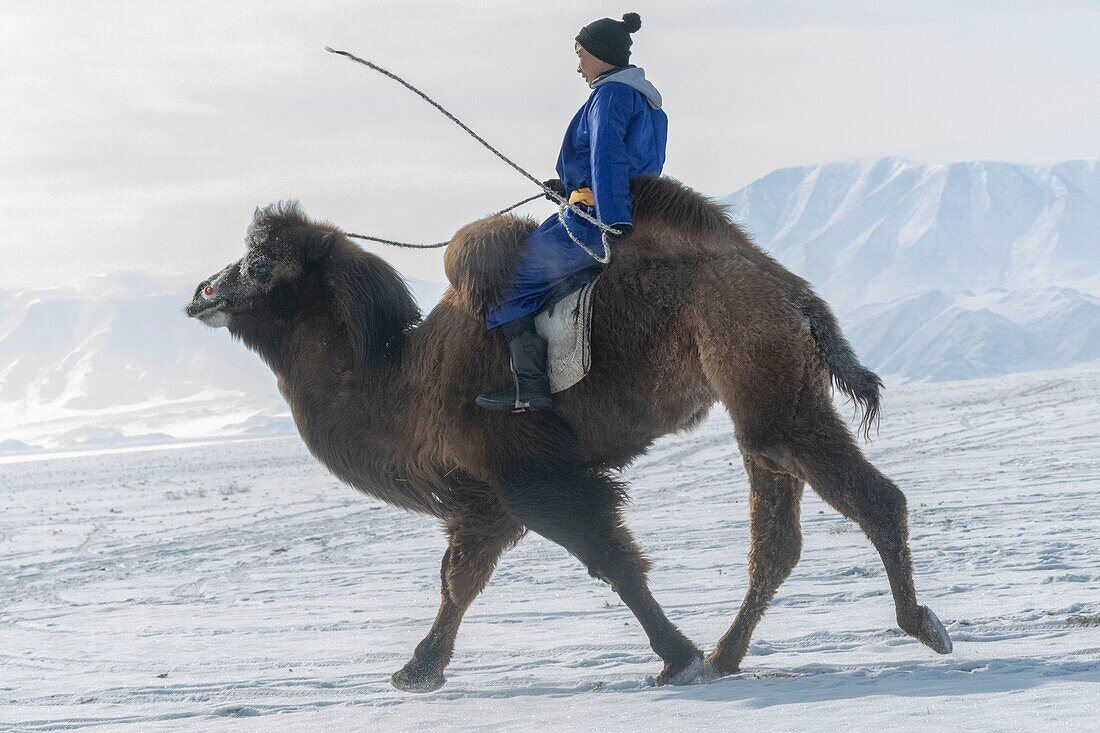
[256,314,442,516]
[275,313,404,423]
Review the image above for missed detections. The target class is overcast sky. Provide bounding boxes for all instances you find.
[3,0,1098,289]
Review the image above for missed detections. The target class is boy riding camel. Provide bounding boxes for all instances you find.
[476,12,667,412]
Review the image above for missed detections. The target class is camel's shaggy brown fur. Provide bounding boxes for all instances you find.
[187,175,949,691]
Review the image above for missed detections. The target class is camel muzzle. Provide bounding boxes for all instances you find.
[185,286,223,319]
[186,274,233,326]
[186,263,242,325]
[185,286,230,328]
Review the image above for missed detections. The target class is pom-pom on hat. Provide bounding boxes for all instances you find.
[576,13,642,68]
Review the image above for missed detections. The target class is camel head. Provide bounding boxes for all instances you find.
[186,201,331,329]
[186,201,420,370]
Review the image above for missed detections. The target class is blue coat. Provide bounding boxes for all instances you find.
[485,68,667,330]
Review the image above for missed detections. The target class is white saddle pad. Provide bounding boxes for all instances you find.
[534,274,599,394]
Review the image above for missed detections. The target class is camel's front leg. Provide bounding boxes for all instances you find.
[391,510,523,692]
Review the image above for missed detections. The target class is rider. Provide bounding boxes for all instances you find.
[476,12,668,412]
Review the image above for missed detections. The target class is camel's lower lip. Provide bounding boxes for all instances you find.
[186,297,224,318]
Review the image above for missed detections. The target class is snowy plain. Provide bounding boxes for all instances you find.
[3,366,1099,731]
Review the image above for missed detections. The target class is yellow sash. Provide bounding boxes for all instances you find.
[568,187,595,206]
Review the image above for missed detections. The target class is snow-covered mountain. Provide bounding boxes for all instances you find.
[725,158,1100,309]
[844,287,1100,381]
[725,158,1100,381]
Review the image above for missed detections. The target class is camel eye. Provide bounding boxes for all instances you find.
[248,258,273,281]
[202,284,214,297]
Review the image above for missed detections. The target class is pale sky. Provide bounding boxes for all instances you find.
[2,0,1098,289]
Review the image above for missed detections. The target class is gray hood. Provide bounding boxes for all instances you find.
[591,66,663,110]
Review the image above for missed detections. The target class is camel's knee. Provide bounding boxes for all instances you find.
[881,479,908,514]
[580,526,652,588]
[867,477,909,529]
[748,513,802,588]
[757,532,801,572]
[743,464,804,587]
[832,471,911,547]
[443,544,506,608]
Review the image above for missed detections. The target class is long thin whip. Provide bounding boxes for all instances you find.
[325,47,619,261]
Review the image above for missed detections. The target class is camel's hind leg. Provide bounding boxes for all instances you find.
[391,502,523,692]
[708,461,804,675]
[696,309,950,661]
[786,391,953,655]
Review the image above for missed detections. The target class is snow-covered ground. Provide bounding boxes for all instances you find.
[3,367,1099,731]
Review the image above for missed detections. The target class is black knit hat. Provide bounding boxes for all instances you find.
[576,13,642,68]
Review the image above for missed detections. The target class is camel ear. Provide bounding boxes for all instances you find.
[327,247,420,372]
[305,230,337,263]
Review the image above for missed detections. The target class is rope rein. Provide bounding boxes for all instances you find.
[326,47,618,263]
[344,193,543,249]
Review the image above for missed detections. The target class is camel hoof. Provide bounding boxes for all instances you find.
[702,651,740,680]
[693,657,727,684]
[647,653,716,687]
[391,664,446,693]
[913,606,953,655]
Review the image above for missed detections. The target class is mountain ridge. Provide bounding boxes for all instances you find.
[724,157,1100,310]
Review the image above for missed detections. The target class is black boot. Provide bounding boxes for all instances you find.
[476,321,553,412]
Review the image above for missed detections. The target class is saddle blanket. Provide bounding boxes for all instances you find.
[534,274,599,394]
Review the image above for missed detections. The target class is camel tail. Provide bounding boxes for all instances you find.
[798,293,883,439]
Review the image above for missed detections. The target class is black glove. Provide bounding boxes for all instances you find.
[605,222,633,244]
[542,178,567,202]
